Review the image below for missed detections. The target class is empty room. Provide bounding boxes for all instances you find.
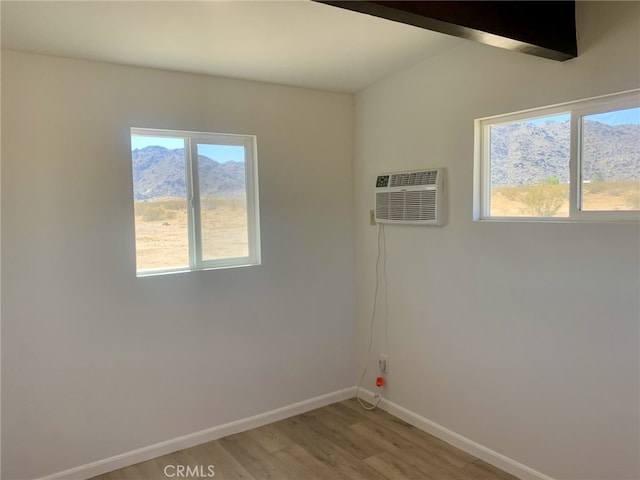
[1,1,639,480]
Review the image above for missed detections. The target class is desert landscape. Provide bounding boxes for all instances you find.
[134,197,248,271]
[490,180,640,217]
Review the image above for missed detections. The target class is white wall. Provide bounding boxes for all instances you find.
[353,3,639,479]
[1,51,355,479]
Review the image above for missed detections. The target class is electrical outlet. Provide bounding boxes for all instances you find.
[378,354,389,373]
[369,209,376,226]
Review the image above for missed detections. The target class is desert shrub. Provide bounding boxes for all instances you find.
[135,202,169,221]
[200,196,247,211]
[545,176,560,185]
[584,183,603,195]
[161,199,186,211]
[495,186,523,201]
[586,172,607,194]
[141,206,165,221]
[522,181,566,216]
[625,190,640,209]
[585,180,626,197]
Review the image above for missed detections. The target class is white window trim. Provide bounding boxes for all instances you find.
[474,89,640,223]
[131,128,261,276]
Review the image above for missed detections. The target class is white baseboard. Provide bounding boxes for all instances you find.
[357,388,555,480]
[35,386,553,480]
[36,387,356,480]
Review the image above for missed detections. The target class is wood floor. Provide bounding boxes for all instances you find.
[91,398,519,480]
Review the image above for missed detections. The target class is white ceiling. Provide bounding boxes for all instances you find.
[0,0,463,92]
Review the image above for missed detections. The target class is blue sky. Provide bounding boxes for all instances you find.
[526,113,570,125]
[525,107,639,126]
[586,107,639,125]
[131,135,245,163]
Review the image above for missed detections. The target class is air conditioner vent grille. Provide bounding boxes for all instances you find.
[374,168,444,226]
[376,190,437,221]
[389,170,437,187]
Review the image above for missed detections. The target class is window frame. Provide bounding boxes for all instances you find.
[130,127,261,276]
[474,90,640,223]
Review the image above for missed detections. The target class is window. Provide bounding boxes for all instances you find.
[474,90,640,222]
[130,128,260,276]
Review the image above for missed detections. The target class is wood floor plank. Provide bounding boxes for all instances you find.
[326,400,371,424]
[342,397,477,467]
[90,398,519,480]
[272,443,350,480]
[246,423,295,454]
[462,459,521,480]
[187,440,256,480]
[152,449,218,479]
[298,407,383,460]
[219,432,295,480]
[365,451,436,480]
[270,415,389,480]
[351,420,473,480]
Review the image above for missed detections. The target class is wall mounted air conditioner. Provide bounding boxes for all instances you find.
[374,168,445,226]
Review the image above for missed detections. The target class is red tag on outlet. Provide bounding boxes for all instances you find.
[376,376,385,387]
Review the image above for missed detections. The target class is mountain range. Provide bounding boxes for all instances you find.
[132,146,246,200]
[490,119,639,186]
[133,120,638,198]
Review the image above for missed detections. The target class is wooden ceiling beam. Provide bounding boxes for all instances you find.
[316,1,577,61]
